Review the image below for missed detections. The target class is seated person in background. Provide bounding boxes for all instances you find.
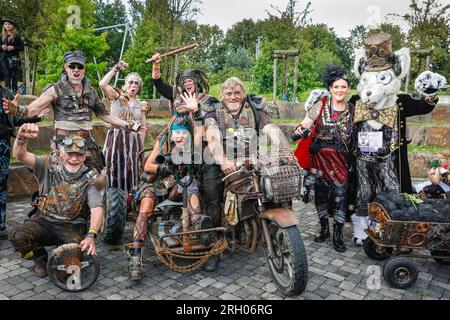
[414,156,450,199]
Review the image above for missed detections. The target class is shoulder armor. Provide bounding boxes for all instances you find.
[88,170,107,191]
[200,96,220,112]
[305,89,330,112]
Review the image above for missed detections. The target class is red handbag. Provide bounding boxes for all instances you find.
[294,97,327,170]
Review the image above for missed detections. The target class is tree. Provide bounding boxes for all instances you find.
[390,0,450,79]
[125,0,203,97]
[37,0,109,88]
[94,0,131,66]
[252,1,343,100]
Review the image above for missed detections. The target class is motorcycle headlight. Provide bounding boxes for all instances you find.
[261,176,273,200]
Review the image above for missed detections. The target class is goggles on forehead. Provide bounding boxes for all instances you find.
[63,136,86,148]
[171,128,190,135]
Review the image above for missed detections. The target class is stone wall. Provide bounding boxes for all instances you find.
[6,96,449,199]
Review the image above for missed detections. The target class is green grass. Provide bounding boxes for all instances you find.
[10,149,50,165]
[408,120,449,127]
[409,145,450,154]
[273,118,300,124]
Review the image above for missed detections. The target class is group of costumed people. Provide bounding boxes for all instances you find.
[0,31,448,282]
[294,32,447,252]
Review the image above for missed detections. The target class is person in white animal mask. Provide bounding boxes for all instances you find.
[348,33,447,245]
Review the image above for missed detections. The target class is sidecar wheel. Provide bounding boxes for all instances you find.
[265,221,308,296]
[383,257,418,289]
[363,237,392,261]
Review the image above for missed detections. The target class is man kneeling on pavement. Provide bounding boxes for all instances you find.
[9,123,105,277]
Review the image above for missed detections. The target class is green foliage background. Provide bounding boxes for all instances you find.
[0,0,448,101]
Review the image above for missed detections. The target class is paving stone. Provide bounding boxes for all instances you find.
[218,293,241,300]
[3,199,449,300]
[340,290,365,300]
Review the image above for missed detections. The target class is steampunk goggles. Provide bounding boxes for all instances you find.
[63,136,86,148]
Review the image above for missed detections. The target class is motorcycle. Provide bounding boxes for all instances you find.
[222,146,308,296]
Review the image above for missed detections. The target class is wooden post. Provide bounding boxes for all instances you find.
[32,53,38,95]
[273,58,278,102]
[24,44,31,94]
[282,57,288,99]
[426,54,431,70]
[293,56,299,103]
[174,54,179,87]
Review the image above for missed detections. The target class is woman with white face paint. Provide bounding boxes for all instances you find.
[100,60,148,197]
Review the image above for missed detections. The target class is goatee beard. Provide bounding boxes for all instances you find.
[69,76,84,85]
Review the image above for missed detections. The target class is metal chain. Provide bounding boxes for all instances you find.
[154,238,228,273]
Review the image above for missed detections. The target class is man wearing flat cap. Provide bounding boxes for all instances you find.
[1,16,24,94]
[2,50,147,171]
[9,123,106,277]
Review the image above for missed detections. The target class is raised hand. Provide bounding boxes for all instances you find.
[415,71,447,97]
[151,53,162,65]
[17,123,39,139]
[115,60,129,71]
[180,92,199,113]
[2,93,20,114]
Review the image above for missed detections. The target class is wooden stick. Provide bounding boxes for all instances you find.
[146,43,199,64]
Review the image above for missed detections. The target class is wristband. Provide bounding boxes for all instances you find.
[86,230,97,239]
[152,64,160,70]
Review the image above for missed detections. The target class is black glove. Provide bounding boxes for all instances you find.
[157,163,174,179]
[292,127,311,141]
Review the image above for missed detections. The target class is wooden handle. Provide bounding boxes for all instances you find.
[146,43,199,63]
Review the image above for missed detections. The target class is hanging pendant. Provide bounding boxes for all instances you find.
[121,110,136,122]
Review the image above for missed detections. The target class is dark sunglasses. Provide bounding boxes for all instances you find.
[68,64,85,70]
[128,80,140,86]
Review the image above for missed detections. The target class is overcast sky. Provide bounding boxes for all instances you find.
[196,0,412,36]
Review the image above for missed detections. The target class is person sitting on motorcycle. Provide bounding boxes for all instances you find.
[126,116,205,281]
[203,77,286,269]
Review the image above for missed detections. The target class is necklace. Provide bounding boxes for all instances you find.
[120,98,137,121]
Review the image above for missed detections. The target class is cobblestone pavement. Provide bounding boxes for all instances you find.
[1,199,449,300]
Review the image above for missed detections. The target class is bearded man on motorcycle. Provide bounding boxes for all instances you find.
[203,77,286,270]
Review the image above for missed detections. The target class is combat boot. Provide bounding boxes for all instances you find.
[126,243,144,282]
[332,222,347,252]
[314,217,330,243]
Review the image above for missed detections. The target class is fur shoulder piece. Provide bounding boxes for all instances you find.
[415,71,447,97]
[88,171,107,191]
[305,89,330,111]
[246,94,267,111]
[201,96,221,112]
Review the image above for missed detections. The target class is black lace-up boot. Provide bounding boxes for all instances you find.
[314,217,330,243]
[333,222,347,252]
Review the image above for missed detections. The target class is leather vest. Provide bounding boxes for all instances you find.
[39,168,100,221]
[215,102,258,159]
[51,75,97,122]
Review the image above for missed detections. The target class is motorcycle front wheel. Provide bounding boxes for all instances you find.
[265,220,308,296]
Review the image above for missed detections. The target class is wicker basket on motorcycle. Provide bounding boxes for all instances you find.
[367,202,450,251]
[258,148,302,204]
